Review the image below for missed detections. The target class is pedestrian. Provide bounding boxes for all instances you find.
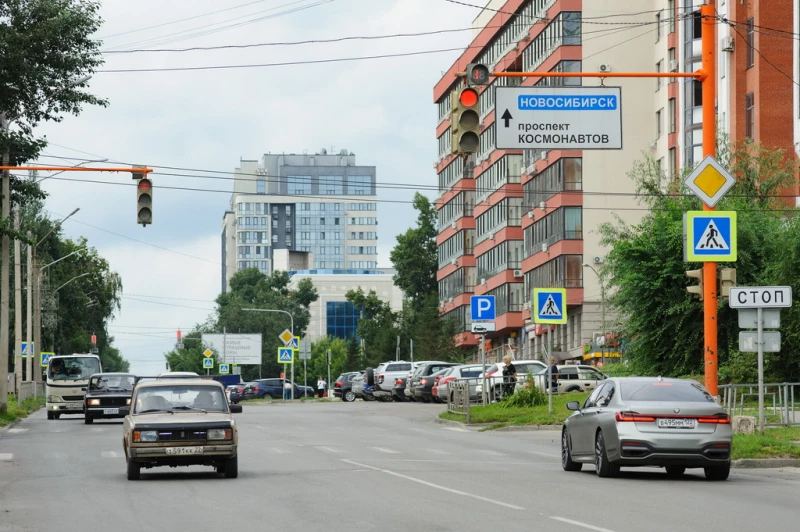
[547,356,559,394]
[502,354,517,399]
[317,376,326,398]
[283,379,293,400]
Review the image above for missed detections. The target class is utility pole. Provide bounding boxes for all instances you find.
[14,206,22,400]
[396,336,400,361]
[0,112,10,415]
[410,338,414,363]
[326,349,331,400]
[26,232,33,394]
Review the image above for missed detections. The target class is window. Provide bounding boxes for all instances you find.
[347,175,372,195]
[272,234,278,243]
[668,98,676,133]
[287,176,312,195]
[256,179,266,194]
[320,247,326,255]
[301,217,309,225]
[320,175,344,195]
[320,203,326,211]
[620,381,714,402]
[334,203,340,211]
[745,92,755,140]
[668,47,676,82]
[334,218,340,225]
[301,203,310,211]
[655,61,662,91]
[272,206,278,215]
[272,219,278,229]
[656,109,662,139]
[655,12,661,42]
[668,0,675,33]
[746,17,755,68]
[285,205,291,216]
[669,147,677,179]
[320,218,326,225]
[320,232,326,240]
[326,301,360,339]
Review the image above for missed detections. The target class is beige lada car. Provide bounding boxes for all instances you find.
[122,378,242,480]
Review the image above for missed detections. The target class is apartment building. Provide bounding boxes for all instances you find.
[221,151,378,292]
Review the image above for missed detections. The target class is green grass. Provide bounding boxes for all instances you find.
[240,397,273,404]
[732,426,800,460]
[0,395,45,428]
[439,392,590,429]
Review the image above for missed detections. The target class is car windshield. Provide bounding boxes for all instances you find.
[89,374,135,392]
[133,385,228,413]
[621,381,715,402]
[47,357,101,381]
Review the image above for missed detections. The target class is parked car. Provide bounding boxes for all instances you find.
[408,362,460,402]
[226,383,247,404]
[83,373,136,424]
[242,378,310,399]
[123,378,242,480]
[392,362,423,401]
[351,372,371,400]
[561,377,732,480]
[476,360,547,401]
[333,372,361,402]
[372,361,414,399]
[435,364,485,401]
[431,367,456,403]
[554,365,607,394]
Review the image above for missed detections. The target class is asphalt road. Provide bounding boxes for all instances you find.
[1,401,799,532]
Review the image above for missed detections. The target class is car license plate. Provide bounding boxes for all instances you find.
[165,447,204,455]
[657,418,696,429]
[103,408,119,415]
[66,402,83,409]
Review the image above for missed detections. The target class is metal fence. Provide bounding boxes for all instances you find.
[719,382,800,427]
[446,380,471,423]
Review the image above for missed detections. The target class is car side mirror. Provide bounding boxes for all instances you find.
[566,401,581,411]
[230,404,242,414]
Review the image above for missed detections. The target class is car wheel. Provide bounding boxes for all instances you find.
[595,431,619,478]
[224,455,239,479]
[561,429,583,472]
[54,413,61,420]
[704,462,730,481]
[84,413,93,425]
[365,368,375,386]
[47,412,54,420]
[565,386,582,393]
[665,466,686,478]
[126,459,141,481]
[344,391,356,402]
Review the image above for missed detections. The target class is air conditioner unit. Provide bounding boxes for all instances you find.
[541,242,549,253]
[451,221,457,230]
[513,269,523,278]
[598,64,612,73]
[593,256,604,264]
[722,36,734,52]
[448,297,454,303]
[539,201,547,211]
[669,60,679,72]
[481,278,487,286]
[451,258,458,266]
[519,34,530,43]
[527,211,534,219]
[540,151,548,161]
[433,162,439,169]
[649,140,657,149]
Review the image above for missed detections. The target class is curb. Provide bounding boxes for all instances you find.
[491,424,561,432]
[435,417,562,432]
[732,458,800,469]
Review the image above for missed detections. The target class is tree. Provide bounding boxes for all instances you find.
[390,193,437,309]
[305,336,351,387]
[346,287,402,368]
[164,331,219,375]
[599,139,798,381]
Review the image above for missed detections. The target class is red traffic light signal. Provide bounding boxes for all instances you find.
[137,177,153,226]
[459,87,479,107]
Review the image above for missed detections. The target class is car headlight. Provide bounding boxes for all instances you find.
[126,398,131,405]
[46,395,60,402]
[133,430,158,442]
[88,399,100,406]
[207,428,232,440]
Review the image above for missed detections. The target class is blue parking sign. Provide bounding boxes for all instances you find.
[470,295,496,321]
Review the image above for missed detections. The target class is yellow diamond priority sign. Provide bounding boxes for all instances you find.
[279,329,293,345]
[203,348,213,358]
[684,156,736,208]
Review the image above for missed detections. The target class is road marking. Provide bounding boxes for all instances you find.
[256,425,267,430]
[371,447,400,454]
[90,428,104,433]
[550,517,617,532]
[317,446,340,453]
[525,450,559,459]
[0,453,13,461]
[423,448,450,455]
[101,451,122,458]
[441,426,469,432]
[45,452,68,459]
[342,459,524,511]
[270,447,287,454]
[478,449,506,457]
[7,428,28,434]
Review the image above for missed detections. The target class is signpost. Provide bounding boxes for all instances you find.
[219,363,230,375]
[684,211,737,262]
[533,288,568,414]
[202,358,213,370]
[299,338,311,390]
[470,295,496,406]
[495,86,623,150]
[21,342,33,358]
[40,351,54,368]
[730,286,792,434]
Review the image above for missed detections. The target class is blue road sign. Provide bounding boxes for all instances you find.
[202,358,213,369]
[41,352,54,367]
[278,347,294,364]
[470,295,496,321]
[685,211,737,262]
[21,342,34,358]
[219,363,230,374]
[533,288,567,324]
[289,336,300,349]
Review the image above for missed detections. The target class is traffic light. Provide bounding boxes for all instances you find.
[466,63,490,86]
[719,268,736,301]
[686,269,703,300]
[450,87,481,155]
[136,177,153,226]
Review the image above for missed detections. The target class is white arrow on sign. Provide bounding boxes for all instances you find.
[729,287,793,308]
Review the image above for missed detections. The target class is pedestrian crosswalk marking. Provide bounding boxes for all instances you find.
[8,428,28,434]
[0,453,13,461]
[696,220,729,250]
[371,447,400,454]
[539,295,562,316]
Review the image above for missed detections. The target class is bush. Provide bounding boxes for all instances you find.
[501,374,546,408]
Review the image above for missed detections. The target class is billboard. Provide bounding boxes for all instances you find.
[201,333,262,365]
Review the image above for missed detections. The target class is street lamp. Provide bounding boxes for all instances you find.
[242,308,295,400]
[54,272,90,292]
[583,264,606,366]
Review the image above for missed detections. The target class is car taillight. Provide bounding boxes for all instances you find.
[434,376,442,384]
[335,382,342,387]
[615,412,656,422]
[253,387,260,391]
[486,370,498,377]
[698,414,730,424]
[378,375,384,384]
[396,379,404,385]
[443,377,455,384]
[237,388,243,392]
[420,379,428,385]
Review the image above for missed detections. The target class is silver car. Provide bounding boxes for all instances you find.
[561,377,732,480]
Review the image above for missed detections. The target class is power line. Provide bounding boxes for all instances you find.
[122,293,217,302]
[122,296,215,311]
[727,22,799,89]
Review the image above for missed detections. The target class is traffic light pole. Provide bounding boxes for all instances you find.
[456,3,719,395]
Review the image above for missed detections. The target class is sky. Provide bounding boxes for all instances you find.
[33,0,479,375]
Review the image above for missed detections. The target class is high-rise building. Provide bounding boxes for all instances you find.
[221,151,378,292]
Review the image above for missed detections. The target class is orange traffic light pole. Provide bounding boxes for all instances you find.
[0,166,153,174]
[455,4,719,395]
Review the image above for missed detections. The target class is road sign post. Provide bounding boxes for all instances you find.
[731,286,792,434]
[533,288,568,414]
[470,295,496,407]
[684,211,737,262]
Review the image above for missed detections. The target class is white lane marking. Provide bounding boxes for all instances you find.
[91,428,104,433]
[0,453,13,461]
[422,448,450,455]
[343,459,549,465]
[8,428,28,434]
[49,429,66,433]
[101,451,122,458]
[441,426,469,432]
[45,452,67,459]
[525,450,559,459]
[256,425,267,430]
[342,459,524,511]
[270,447,286,454]
[317,446,340,453]
[550,516,617,532]
[478,449,506,456]
[371,447,400,454]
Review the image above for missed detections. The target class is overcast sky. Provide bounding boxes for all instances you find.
[34,0,476,375]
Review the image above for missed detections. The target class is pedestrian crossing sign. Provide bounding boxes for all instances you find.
[219,364,230,374]
[533,288,567,324]
[277,347,294,364]
[203,358,214,369]
[685,211,737,262]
